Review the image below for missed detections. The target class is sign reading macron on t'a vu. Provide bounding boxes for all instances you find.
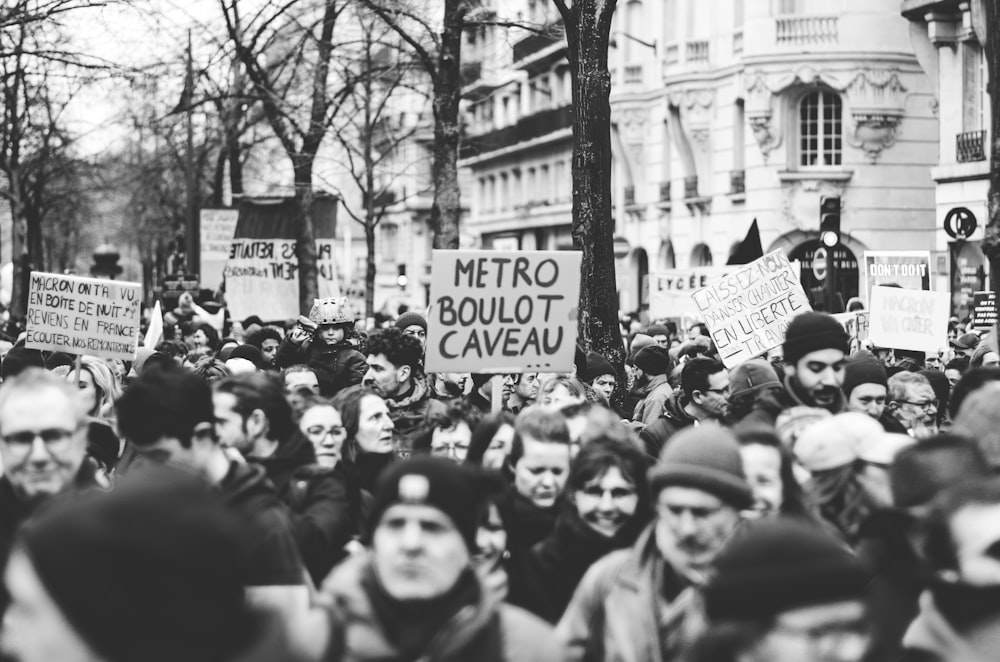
[692,249,812,369]
[26,272,142,361]
[425,250,582,374]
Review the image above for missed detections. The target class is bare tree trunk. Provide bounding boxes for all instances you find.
[429,0,465,250]
[551,0,624,372]
[293,162,319,314]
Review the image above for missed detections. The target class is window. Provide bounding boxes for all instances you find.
[499,173,509,211]
[964,41,987,132]
[526,167,537,203]
[539,164,551,202]
[799,90,842,167]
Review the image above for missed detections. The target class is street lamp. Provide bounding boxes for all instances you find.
[819,196,841,312]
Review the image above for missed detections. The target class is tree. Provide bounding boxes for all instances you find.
[329,12,425,320]
[549,0,623,368]
[219,0,352,315]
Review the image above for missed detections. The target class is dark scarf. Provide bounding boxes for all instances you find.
[361,564,485,660]
[355,452,394,494]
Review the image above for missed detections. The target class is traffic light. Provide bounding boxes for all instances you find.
[820,196,841,248]
[396,264,408,288]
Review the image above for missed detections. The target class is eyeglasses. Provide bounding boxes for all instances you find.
[2,428,77,454]
[899,399,939,411]
[431,442,469,457]
[580,486,637,500]
[305,426,344,439]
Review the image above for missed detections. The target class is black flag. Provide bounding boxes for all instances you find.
[727,219,763,265]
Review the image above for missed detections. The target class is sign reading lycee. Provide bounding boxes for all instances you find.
[692,249,811,369]
[425,250,581,374]
[25,272,142,361]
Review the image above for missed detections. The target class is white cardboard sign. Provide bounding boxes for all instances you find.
[869,286,950,353]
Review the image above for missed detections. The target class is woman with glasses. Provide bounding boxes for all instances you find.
[529,436,650,622]
[411,400,482,463]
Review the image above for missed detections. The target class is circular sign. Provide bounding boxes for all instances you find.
[813,247,828,281]
[944,207,978,240]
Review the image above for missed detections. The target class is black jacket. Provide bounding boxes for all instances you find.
[504,491,559,549]
[249,432,316,499]
[638,391,696,460]
[275,338,366,397]
[218,461,305,586]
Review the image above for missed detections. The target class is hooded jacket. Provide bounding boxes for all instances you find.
[630,374,672,426]
[217,461,306,587]
[384,375,445,452]
[320,553,563,662]
[638,390,697,460]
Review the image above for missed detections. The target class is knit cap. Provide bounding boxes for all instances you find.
[583,351,616,382]
[648,425,753,510]
[782,312,850,367]
[704,517,870,622]
[842,356,887,398]
[889,433,992,509]
[395,312,427,333]
[629,333,656,361]
[793,412,882,472]
[18,472,253,662]
[229,344,265,370]
[775,406,831,448]
[728,359,780,400]
[369,456,479,550]
[645,324,670,338]
[633,345,672,377]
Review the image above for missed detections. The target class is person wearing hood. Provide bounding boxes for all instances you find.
[115,367,308,626]
[363,327,444,456]
[639,358,730,459]
[904,477,1000,662]
[318,456,562,662]
[746,312,850,426]
[530,437,649,622]
[275,297,367,397]
[727,358,781,424]
[627,345,673,425]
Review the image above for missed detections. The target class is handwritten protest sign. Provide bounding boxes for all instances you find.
[863,251,931,305]
[647,267,731,319]
[25,272,141,361]
[869,286,950,353]
[973,291,997,330]
[200,208,239,291]
[692,249,811,369]
[833,311,871,351]
[425,250,581,374]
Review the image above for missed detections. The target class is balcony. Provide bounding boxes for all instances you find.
[775,16,838,45]
[957,130,987,163]
[513,21,565,62]
[686,40,709,63]
[684,175,699,199]
[730,170,745,195]
[460,105,574,159]
[624,64,643,85]
[658,181,672,203]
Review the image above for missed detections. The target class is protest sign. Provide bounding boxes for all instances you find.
[425,250,582,374]
[863,251,931,304]
[833,311,871,351]
[692,249,812,369]
[973,291,997,330]
[200,208,239,292]
[868,286,950,353]
[647,267,731,319]
[25,272,142,361]
[224,197,340,320]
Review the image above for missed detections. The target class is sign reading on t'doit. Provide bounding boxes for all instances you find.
[692,249,812,369]
[425,250,581,374]
[863,251,931,305]
[26,272,142,361]
[869,286,950,354]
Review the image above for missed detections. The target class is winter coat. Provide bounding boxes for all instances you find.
[632,376,675,427]
[249,432,316,499]
[285,465,372,586]
[320,554,565,662]
[530,507,642,623]
[638,391,696,460]
[276,337,367,397]
[384,375,445,452]
[557,525,705,662]
[902,592,1000,662]
[505,491,560,549]
[878,408,910,435]
[217,460,306,587]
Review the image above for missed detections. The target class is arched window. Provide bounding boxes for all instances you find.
[691,243,713,267]
[799,90,842,167]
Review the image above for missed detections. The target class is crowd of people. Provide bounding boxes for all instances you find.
[0,293,999,661]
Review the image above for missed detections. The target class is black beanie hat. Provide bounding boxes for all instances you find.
[841,355,887,398]
[782,312,850,367]
[229,344,265,370]
[889,433,991,509]
[369,456,480,551]
[18,473,252,662]
[704,517,870,622]
[395,312,427,333]
[583,351,616,382]
[1,347,44,380]
[634,345,672,377]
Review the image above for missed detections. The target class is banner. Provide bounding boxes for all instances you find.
[647,267,731,319]
[200,208,239,292]
[425,250,581,374]
[25,272,142,361]
[972,291,997,330]
[869,286,950,353]
[224,197,339,321]
[833,310,870,351]
[692,249,812,369]
[863,251,931,304]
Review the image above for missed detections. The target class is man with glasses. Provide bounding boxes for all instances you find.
[640,357,730,458]
[559,426,753,662]
[0,369,90,576]
[886,372,938,438]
